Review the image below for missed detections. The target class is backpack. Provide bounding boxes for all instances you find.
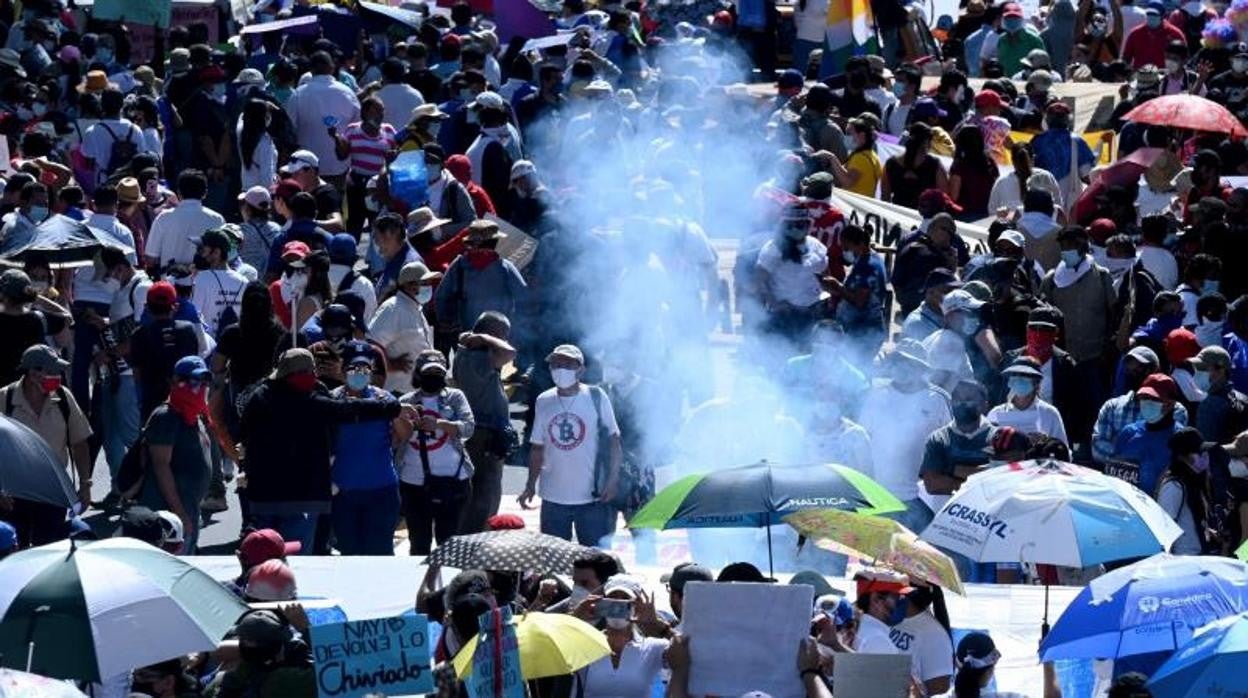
[336,269,361,295]
[101,122,139,172]
[116,424,150,499]
[588,386,651,511]
[5,385,70,425]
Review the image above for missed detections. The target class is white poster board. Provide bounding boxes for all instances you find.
[681,582,813,698]
[833,653,912,697]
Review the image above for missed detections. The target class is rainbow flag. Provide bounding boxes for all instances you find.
[820,0,877,77]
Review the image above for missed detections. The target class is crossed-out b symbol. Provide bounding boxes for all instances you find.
[548,412,586,451]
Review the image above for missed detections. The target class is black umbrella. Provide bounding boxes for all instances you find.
[425,530,595,575]
[0,214,128,268]
[0,415,76,508]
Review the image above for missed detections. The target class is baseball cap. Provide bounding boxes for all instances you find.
[146,281,177,310]
[923,268,962,292]
[239,528,302,567]
[234,68,265,86]
[997,229,1026,249]
[415,350,449,375]
[120,506,165,546]
[283,150,319,173]
[341,340,377,368]
[854,568,914,596]
[974,89,1004,110]
[1126,345,1161,368]
[237,185,272,210]
[602,573,646,599]
[0,269,34,299]
[0,521,15,553]
[271,348,316,380]
[546,344,585,365]
[281,241,311,267]
[245,559,297,602]
[1144,0,1163,14]
[174,356,211,381]
[511,159,537,180]
[19,344,69,374]
[941,289,986,315]
[397,261,441,286]
[235,609,288,647]
[328,233,357,265]
[1137,373,1179,402]
[273,179,302,204]
[468,91,505,111]
[789,570,840,598]
[662,562,714,593]
[1191,346,1232,371]
[1002,357,1043,379]
[717,561,772,583]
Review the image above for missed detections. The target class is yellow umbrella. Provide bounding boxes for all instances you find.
[785,508,966,595]
[452,611,611,680]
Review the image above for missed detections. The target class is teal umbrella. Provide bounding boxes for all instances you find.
[0,538,248,682]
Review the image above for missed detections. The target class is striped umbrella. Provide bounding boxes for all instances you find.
[0,538,248,682]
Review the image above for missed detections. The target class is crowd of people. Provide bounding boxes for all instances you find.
[0,0,1247,695]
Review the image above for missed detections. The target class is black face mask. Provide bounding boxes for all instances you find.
[192,253,211,271]
[420,373,446,393]
[239,643,280,666]
[952,402,981,424]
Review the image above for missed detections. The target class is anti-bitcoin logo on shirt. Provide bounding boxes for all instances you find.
[548,412,587,451]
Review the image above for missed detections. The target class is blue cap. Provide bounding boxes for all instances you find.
[173,355,211,380]
[913,97,947,121]
[328,233,357,265]
[0,521,16,552]
[777,68,804,90]
[342,340,376,367]
[1145,0,1164,13]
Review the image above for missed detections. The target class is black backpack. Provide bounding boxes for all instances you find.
[101,123,139,172]
[5,385,70,424]
[115,427,148,499]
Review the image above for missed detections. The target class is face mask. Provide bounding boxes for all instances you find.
[551,367,578,389]
[1104,256,1135,277]
[952,401,981,424]
[32,102,46,117]
[1183,1,1203,14]
[39,376,62,393]
[345,371,371,391]
[1139,400,1165,423]
[28,205,48,223]
[427,165,443,182]
[1192,452,1210,473]
[427,121,442,137]
[97,49,114,64]
[1203,280,1220,295]
[1165,59,1183,74]
[1008,376,1037,398]
[843,133,857,153]
[211,84,227,101]
[1194,369,1212,392]
[1060,249,1083,268]
[419,372,447,393]
[192,253,211,270]
[892,82,907,98]
[1003,17,1024,32]
[885,596,909,626]
[416,286,433,304]
[1146,14,1162,28]
[282,271,308,298]
[286,373,318,393]
[605,616,632,630]
[842,250,857,265]
[1196,320,1224,347]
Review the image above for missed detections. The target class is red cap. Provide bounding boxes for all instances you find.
[273,179,303,204]
[1138,373,1178,402]
[486,513,526,530]
[712,10,734,27]
[974,89,1004,110]
[146,281,177,309]
[199,65,227,84]
[1164,329,1200,367]
[281,241,310,261]
[919,187,964,214]
[1088,218,1118,244]
[854,569,914,597]
[1046,101,1072,116]
[244,559,297,602]
[441,32,462,48]
[238,528,301,568]
[1003,2,1024,17]
[445,154,472,183]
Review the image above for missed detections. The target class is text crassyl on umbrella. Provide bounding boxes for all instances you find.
[941,503,1009,539]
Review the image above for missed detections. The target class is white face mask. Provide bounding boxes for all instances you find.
[427,121,442,137]
[1196,319,1225,347]
[1165,59,1182,74]
[280,270,308,302]
[415,286,433,304]
[605,617,631,630]
[551,367,579,389]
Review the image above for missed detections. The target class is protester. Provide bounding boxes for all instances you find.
[369,261,441,393]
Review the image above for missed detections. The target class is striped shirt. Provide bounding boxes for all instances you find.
[343,122,396,176]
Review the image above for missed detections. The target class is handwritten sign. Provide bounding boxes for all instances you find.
[310,614,433,698]
[93,0,173,27]
[488,214,538,270]
[833,653,912,697]
[1103,459,1141,487]
[466,607,523,698]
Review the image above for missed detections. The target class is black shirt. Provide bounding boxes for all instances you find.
[130,318,200,420]
[0,311,47,386]
[217,322,292,389]
[310,182,342,222]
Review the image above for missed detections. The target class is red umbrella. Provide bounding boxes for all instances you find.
[1071,147,1168,225]
[1121,94,1248,137]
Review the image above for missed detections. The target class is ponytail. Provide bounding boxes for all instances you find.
[954,666,989,698]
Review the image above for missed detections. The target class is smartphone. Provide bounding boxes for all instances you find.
[595,598,632,624]
[323,115,339,129]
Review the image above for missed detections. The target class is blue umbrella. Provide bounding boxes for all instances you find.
[1147,612,1248,697]
[1040,555,1248,662]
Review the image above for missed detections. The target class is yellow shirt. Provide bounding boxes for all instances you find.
[930,126,955,157]
[845,149,882,197]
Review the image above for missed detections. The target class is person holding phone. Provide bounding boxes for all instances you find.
[576,574,670,698]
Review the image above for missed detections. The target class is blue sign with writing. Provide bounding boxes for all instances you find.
[466,607,523,698]
[310,614,433,698]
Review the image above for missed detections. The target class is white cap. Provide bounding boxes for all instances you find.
[233,68,265,86]
[996,229,1025,249]
[283,149,319,173]
[237,185,272,209]
[941,289,986,315]
[510,159,536,180]
[468,91,506,110]
[155,510,185,544]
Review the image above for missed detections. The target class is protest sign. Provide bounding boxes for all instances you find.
[681,581,813,698]
[93,0,173,28]
[310,614,433,698]
[833,653,912,697]
[466,607,524,698]
[828,189,991,250]
[489,215,539,270]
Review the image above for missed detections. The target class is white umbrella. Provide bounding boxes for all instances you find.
[0,667,85,697]
[0,538,248,682]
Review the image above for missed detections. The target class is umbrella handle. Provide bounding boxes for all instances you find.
[25,641,33,673]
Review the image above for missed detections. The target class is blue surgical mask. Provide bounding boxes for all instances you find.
[886,596,909,626]
[1003,17,1024,32]
[1194,370,1212,392]
[345,371,371,391]
[28,205,48,223]
[1196,320,1224,347]
[1008,376,1037,397]
[842,250,857,265]
[1203,280,1220,295]
[960,316,981,337]
[1146,14,1162,28]
[1139,400,1165,423]
[1060,249,1082,268]
[892,82,907,98]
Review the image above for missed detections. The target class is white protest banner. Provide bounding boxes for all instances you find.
[682,581,813,698]
[523,33,577,53]
[309,614,434,698]
[466,607,524,698]
[833,653,912,697]
[827,189,992,250]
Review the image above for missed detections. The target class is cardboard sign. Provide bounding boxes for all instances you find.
[310,614,434,698]
[466,607,524,698]
[488,214,539,270]
[93,0,172,27]
[833,653,912,697]
[681,582,813,698]
[1103,459,1141,487]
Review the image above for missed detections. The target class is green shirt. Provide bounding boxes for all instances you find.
[997,28,1045,76]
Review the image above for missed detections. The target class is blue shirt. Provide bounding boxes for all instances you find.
[330,385,399,491]
[1112,420,1182,494]
[964,25,993,77]
[1031,128,1095,181]
[1225,333,1248,393]
[836,252,888,332]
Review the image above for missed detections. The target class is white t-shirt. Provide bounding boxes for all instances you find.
[855,614,902,654]
[1177,284,1201,327]
[756,236,829,308]
[399,393,471,485]
[530,385,620,506]
[890,612,953,685]
[111,272,151,323]
[190,268,247,336]
[1139,245,1179,290]
[987,398,1068,445]
[1158,479,1202,555]
[858,383,951,501]
[923,329,973,392]
[580,637,669,698]
[793,0,831,42]
[81,118,144,185]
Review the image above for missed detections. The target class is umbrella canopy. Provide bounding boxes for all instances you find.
[1147,612,1248,698]
[452,611,609,681]
[785,509,965,595]
[425,530,596,575]
[0,538,249,681]
[920,460,1182,568]
[629,461,904,530]
[1040,554,1248,662]
[0,667,86,697]
[0,215,127,268]
[0,416,76,509]
[1121,94,1248,137]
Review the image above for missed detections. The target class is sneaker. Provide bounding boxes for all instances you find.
[200,496,229,514]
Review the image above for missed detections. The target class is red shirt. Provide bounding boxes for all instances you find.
[1122,21,1186,69]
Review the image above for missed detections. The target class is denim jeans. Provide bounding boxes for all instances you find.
[99,374,140,487]
[69,300,109,414]
[540,501,614,547]
[333,486,401,555]
[251,512,317,553]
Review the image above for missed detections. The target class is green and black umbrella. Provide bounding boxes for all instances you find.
[629,461,905,574]
[0,538,248,682]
